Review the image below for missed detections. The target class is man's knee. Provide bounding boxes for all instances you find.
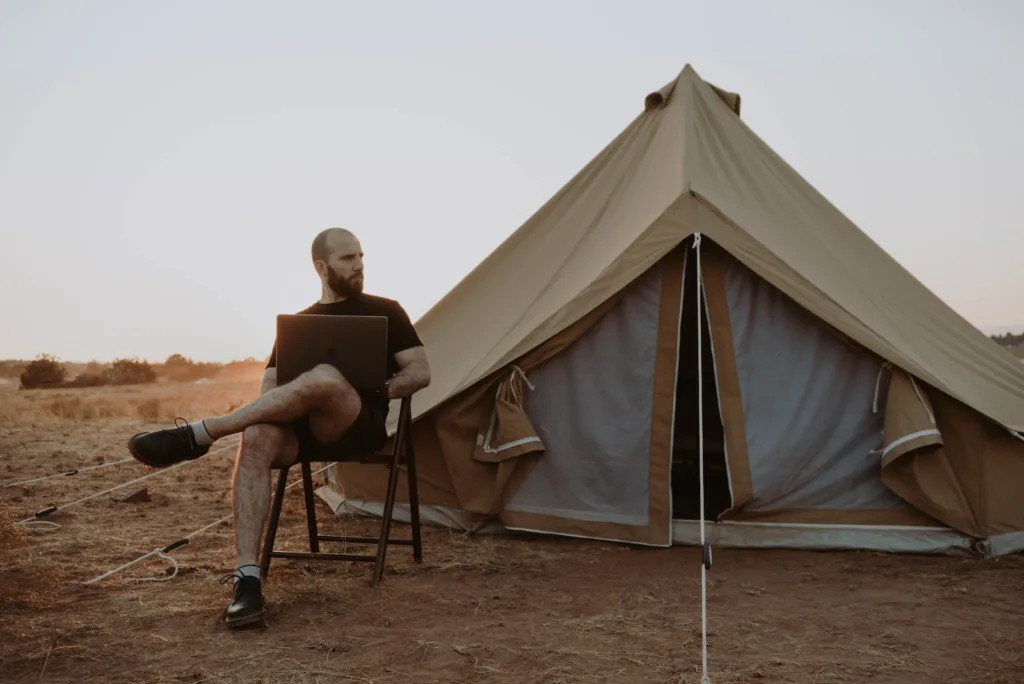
[239,423,290,465]
[306,364,359,409]
[242,423,287,445]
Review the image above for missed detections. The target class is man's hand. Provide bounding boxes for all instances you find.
[387,346,430,399]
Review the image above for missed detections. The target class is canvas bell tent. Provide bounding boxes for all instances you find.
[321,64,1024,557]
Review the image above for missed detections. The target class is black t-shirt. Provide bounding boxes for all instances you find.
[265,294,423,410]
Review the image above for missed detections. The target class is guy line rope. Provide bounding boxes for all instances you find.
[14,436,241,532]
[693,233,713,684]
[82,462,334,585]
[3,457,137,488]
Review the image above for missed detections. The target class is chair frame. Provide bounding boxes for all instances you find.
[258,395,422,587]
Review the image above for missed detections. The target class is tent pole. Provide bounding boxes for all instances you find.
[693,233,712,684]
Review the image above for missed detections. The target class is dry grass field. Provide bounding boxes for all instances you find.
[2,376,1023,683]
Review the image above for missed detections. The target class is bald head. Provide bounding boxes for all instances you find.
[311,227,365,299]
[311,227,356,265]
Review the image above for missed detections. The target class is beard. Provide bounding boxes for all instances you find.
[326,265,363,298]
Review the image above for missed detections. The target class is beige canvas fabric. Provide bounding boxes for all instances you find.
[393,63,1024,438]
[333,63,1024,545]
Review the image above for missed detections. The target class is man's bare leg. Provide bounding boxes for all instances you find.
[126,364,364,469]
[203,364,361,441]
[221,422,299,629]
[219,373,363,629]
[233,424,299,568]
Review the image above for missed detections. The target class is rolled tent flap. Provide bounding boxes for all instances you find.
[879,366,980,537]
[878,365,944,468]
[474,366,544,465]
[471,367,547,516]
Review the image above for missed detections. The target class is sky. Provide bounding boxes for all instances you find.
[1,0,1022,363]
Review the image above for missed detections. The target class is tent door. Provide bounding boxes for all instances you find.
[671,237,732,521]
[499,246,687,546]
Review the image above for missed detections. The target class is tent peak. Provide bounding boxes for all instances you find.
[644,64,742,116]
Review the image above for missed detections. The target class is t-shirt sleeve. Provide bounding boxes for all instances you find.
[388,301,423,355]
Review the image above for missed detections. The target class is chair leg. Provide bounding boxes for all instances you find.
[404,424,423,564]
[300,461,319,554]
[260,466,290,579]
[372,449,403,587]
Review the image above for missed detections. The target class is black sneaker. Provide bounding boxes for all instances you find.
[220,572,266,629]
[127,418,211,468]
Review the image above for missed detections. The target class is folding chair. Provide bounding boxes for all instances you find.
[258,395,422,587]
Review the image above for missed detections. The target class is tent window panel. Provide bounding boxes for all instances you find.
[721,255,908,512]
[671,246,731,521]
[507,264,665,526]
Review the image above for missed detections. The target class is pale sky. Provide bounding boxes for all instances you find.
[1,0,1022,363]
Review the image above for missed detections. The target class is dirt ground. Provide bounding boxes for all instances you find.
[2,379,1023,683]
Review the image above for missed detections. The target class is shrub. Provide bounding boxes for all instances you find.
[63,372,108,388]
[104,358,157,386]
[992,332,1024,348]
[160,353,221,382]
[19,355,68,389]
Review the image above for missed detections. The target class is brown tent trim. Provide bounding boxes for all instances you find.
[697,239,753,513]
[644,245,686,544]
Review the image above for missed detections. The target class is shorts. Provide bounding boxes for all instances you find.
[292,397,389,457]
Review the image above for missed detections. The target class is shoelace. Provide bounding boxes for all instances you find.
[218,565,261,587]
[173,417,198,448]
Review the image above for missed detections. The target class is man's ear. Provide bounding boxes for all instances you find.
[313,260,327,277]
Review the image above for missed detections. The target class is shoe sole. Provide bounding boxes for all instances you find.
[224,608,266,629]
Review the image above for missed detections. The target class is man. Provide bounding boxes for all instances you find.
[126,227,430,629]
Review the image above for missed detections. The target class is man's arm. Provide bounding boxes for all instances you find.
[386,346,431,399]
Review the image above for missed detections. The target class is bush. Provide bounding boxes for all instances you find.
[63,372,108,388]
[104,358,157,386]
[992,332,1024,348]
[19,355,68,389]
[160,353,221,382]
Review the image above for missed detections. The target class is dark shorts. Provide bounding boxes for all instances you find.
[292,397,389,457]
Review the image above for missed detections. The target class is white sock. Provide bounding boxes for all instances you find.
[189,420,214,446]
[237,564,260,579]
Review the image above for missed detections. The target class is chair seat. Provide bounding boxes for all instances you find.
[259,396,423,587]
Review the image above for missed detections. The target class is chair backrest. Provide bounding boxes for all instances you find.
[380,395,413,459]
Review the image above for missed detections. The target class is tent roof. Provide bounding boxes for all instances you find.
[404,64,1024,433]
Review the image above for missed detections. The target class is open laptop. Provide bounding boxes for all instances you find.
[274,314,389,390]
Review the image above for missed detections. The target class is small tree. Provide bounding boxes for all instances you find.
[19,354,67,389]
[104,358,157,386]
[164,353,193,368]
[160,353,223,382]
